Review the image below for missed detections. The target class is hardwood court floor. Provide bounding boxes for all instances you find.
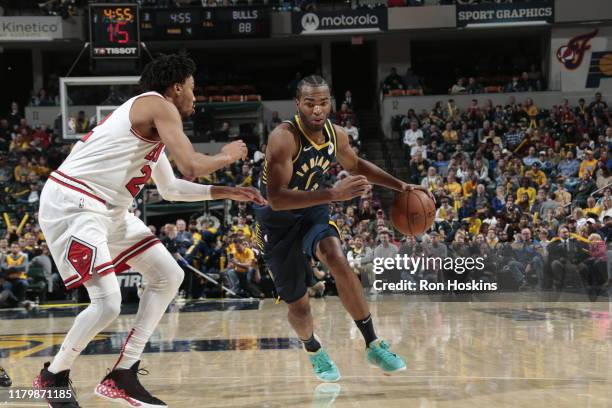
[1,295,611,407]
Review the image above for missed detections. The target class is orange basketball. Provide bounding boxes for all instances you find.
[390,189,436,236]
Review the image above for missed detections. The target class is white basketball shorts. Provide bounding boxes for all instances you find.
[38,174,161,290]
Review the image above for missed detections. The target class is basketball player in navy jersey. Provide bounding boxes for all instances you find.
[255,75,433,381]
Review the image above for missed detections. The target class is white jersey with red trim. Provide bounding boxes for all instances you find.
[54,91,166,208]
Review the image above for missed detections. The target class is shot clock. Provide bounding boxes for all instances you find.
[90,4,140,59]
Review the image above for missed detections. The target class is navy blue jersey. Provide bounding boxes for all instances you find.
[260,114,337,199]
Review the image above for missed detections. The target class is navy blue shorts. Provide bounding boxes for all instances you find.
[253,204,340,303]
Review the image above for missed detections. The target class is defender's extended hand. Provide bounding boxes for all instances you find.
[226,186,267,205]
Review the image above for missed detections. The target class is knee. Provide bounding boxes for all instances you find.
[318,246,349,272]
[168,266,184,291]
[96,291,122,322]
[288,300,311,320]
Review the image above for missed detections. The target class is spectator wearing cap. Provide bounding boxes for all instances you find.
[525,162,547,187]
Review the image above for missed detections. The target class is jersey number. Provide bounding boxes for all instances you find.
[125,165,152,197]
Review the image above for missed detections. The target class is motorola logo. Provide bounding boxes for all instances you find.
[301,13,319,32]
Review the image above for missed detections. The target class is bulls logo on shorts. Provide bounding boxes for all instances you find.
[64,237,97,287]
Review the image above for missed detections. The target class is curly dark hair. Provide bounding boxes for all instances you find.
[139,53,196,94]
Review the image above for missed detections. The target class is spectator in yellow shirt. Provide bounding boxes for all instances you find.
[524,162,547,187]
[230,216,252,239]
[1,242,29,304]
[226,239,262,298]
[579,150,598,178]
[516,177,536,205]
[462,174,478,198]
[13,156,33,183]
[442,122,458,144]
[583,196,602,217]
[444,172,463,207]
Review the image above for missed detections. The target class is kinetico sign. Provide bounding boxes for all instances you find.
[456,0,554,28]
[292,9,387,34]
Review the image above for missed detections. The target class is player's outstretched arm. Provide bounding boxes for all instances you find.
[152,153,266,204]
[266,127,369,210]
[334,125,432,197]
[148,98,247,178]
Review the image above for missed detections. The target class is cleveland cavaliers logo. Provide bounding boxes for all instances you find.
[556,29,598,70]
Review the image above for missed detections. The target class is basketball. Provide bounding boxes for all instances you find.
[390,189,435,236]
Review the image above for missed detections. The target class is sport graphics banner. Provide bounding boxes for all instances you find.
[456,0,554,28]
[292,9,387,35]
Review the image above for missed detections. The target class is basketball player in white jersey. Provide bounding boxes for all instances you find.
[33,54,266,408]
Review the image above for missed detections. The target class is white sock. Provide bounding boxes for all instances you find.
[113,245,183,370]
[48,280,121,374]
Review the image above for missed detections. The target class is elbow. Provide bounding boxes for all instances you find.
[157,186,178,202]
[177,161,196,179]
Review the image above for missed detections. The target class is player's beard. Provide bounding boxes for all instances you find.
[298,110,326,132]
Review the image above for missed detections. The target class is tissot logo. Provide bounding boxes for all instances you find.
[301,13,319,32]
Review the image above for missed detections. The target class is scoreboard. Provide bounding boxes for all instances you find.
[89,4,271,59]
[140,8,270,40]
[89,4,140,59]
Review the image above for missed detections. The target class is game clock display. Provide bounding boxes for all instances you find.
[90,4,140,59]
[140,8,270,41]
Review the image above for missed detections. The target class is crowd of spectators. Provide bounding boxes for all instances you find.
[392,92,611,296]
[2,87,611,307]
